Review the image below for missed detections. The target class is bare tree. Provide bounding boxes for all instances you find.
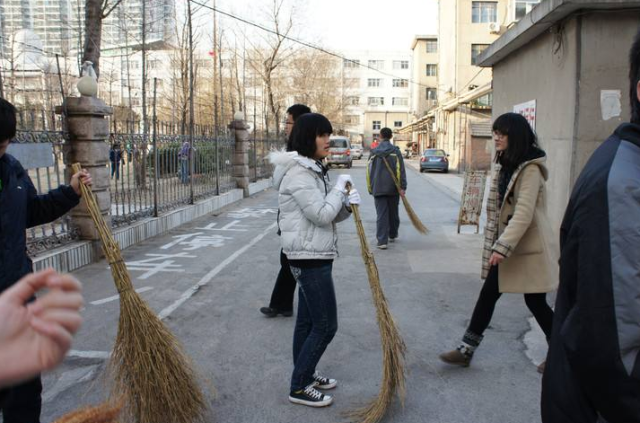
[82,0,124,78]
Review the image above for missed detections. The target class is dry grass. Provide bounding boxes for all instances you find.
[382,157,428,234]
[345,185,407,423]
[72,163,207,423]
[52,400,122,423]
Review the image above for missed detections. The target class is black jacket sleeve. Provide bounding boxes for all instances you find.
[25,172,80,228]
[397,148,407,191]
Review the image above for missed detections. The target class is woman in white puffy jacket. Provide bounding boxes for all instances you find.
[269,113,361,408]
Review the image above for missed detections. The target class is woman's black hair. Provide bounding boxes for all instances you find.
[290,113,333,158]
[492,112,543,170]
[629,26,640,124]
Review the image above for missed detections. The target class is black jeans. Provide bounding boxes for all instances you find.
[374,195,400,245]
[468,265,554,340]
[289,263,338,391]
[0,376,42,423]
[268,250,296,312]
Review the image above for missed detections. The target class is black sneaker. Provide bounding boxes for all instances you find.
[313,371,337,390]
[260,307,293,318]
[289,384,333,407]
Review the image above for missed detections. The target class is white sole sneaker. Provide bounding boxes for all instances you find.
[288,395,333,407]
[377,244,388,250]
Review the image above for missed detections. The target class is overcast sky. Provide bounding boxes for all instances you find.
[192,0,438,54]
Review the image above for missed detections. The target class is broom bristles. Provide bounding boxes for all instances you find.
[72,163,207,423]
[381,157,428,234]
[345,192,407,423]
[53,400,122,423]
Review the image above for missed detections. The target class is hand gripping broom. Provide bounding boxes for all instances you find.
[71,163,207,423]
[345,183,407,423]
[381,157,428,234]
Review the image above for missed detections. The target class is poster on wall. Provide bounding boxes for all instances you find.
[513,100,537,130]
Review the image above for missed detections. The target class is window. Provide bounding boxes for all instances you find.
[471,44,490,65]
[472,93,493,108]
[368,78,382,88]
[515,0,541,20]
[344,59,360,68]
[345,115,360,124]
[393,60,409,70]
[372,121,381,130]
[426,40,438,53]
[472,2,497,23]
[392,79,408,88]
[368,60,384,70]
[394,121,403,128]
[347,96,360,106]
[426,88,437,101]
[426,64,437,77]
[368,97,384,106]
[392,97,408,106]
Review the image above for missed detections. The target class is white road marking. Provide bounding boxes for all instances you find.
[67,350,110,359]
[157,222,278,320]
[90,286,154,305]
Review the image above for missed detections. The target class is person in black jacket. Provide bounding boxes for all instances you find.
[0,98,91,423]
[366,127,407,249]
[541,28,640,423]
[260,104,311,318]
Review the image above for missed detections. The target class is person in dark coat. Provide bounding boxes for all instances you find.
[109,140,122,180]
[260,104,310,318]
[0,98,91,423]
[366,127,407,249]
[541,28,640,423]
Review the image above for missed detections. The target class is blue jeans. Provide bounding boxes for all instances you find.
[290,263,338,391]
[180,160,189,184]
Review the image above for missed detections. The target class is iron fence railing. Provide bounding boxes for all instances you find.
[249,138,282,182]
[109,124,237,227]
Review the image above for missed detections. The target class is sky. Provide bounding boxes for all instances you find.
[192,0,439,55]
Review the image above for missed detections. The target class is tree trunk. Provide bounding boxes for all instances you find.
[82,0,103,78]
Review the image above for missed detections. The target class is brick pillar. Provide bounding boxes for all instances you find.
[56,96,113,251]
[230,112,251,197]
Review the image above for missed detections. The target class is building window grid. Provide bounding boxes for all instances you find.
[368,97,385,106]
[368,78,382,88]
[368,60,384,70]
[392,79,408,88]
[344,58,360,68]
[515,0,541,19]
[426,40,438,53]
[372,121,381,130]
[472,1,498,23]
[426,88,437,101]
[394,121,403,128]
[393,60,409,70]
[392,97,408,106]
[471,44,490,65]
[425,64,437,77]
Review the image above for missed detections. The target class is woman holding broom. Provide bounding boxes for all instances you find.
[439,112,557,373]
[269,113,361,407]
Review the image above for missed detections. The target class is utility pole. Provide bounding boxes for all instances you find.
[213,0,219,135]
[152,78,158,217]
[188,0,195,204]
[141,0,148,162]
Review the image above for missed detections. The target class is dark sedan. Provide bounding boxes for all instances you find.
[420,149,449,173]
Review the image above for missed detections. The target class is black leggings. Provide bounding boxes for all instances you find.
[468,265,554,339]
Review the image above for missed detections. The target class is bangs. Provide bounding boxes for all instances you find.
[492,113,512,136]
[316,117,333,136]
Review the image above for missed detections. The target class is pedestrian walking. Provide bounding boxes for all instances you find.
[366,127,407,249]
[109,140,122,180]
[269,113,361,407]
[260,104,310,318]
[0,98,91,423]
[439,112,556,371]
[541,29,640,423]
[178,141,191,184]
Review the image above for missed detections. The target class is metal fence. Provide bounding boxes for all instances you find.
[249,135,282,182]
[109,123,236,227]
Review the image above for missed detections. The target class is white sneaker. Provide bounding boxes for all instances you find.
[377,244,388,250]
[389,237,397,243]
[289,383,334,407]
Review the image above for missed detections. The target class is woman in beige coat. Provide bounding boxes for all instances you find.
[440,113,557,372]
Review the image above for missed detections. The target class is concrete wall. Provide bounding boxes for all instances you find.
[491,11,640,233]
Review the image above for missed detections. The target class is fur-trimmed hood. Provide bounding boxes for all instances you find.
[269,150,324,189]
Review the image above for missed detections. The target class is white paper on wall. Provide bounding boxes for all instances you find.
[601,90,622,121]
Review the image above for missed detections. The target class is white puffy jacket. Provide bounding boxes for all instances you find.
[269,150,352,260]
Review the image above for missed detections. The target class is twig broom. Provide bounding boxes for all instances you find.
[345,183,407,423]
[381,157,428,234]
[53,400,122,423]
[72,163,207,423]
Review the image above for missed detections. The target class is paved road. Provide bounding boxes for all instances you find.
[40,160,548,423]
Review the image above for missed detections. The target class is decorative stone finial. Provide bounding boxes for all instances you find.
[77,61,98,97]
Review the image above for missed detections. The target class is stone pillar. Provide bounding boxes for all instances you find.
[56,96,113,251]
[230,112,251,197]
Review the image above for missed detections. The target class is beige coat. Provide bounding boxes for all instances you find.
[481,156,558,293]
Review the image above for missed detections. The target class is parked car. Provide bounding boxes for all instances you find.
[326,136,352,168]
[351,144,363,160]
[420,149,449,173]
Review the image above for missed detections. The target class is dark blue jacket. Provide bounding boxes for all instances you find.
[366,140,407,196]
[0,153,80,291]
[542,123,640,423]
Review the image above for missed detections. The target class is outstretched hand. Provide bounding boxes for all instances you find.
[0,269,83,387]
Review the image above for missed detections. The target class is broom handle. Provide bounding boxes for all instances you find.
[381,157,404,195]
